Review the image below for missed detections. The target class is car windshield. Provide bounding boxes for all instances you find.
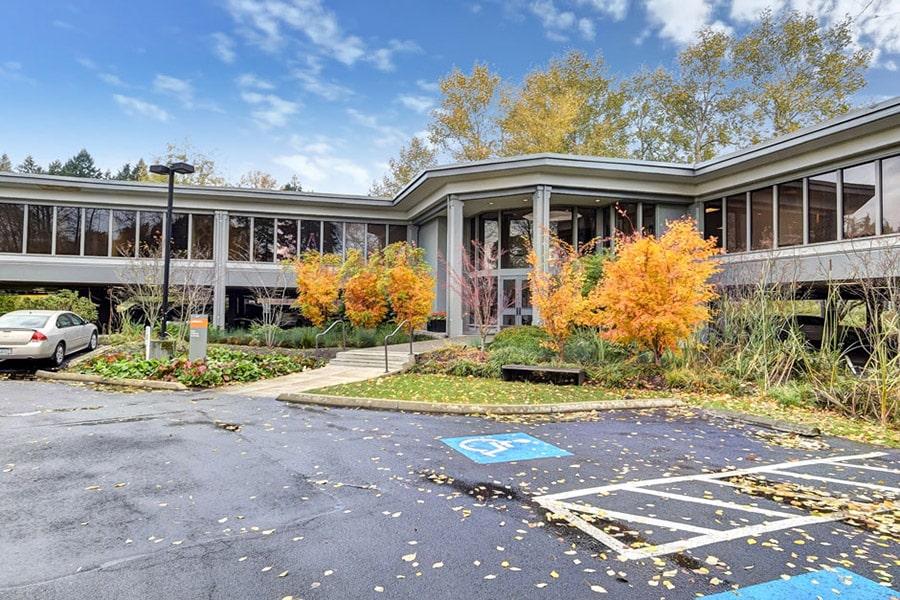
[0,314,51,328]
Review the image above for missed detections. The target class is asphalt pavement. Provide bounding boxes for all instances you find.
[1,378,898,600]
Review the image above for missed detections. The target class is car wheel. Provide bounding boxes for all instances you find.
[88,331,98,351]
[50,342,66,368]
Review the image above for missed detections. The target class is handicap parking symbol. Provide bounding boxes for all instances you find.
[442,432,572,464]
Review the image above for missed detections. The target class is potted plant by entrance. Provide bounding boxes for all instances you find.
[426,311,446,333]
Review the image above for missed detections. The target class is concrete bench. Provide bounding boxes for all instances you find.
[500,364,586,386]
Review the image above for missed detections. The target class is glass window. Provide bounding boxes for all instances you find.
[277,218,298,261]
[367,224,386,255]
[170,213,189,257]
[576,207,596,249]
[883,156,900,234]
[27,205,53,254]
[725,193,747,253]
[84,208,109,257]
[480,213,499,264]
[0,203,24,253]
[641,203,656,237]
[843,162,876,238]
[808,172,837,243]
[323,221,344,255]
[139,211,163,257]
[750,187,773,250]
[550,207,573,243]
[191,214,214,260]
[229,215,251,261]
[777,180,803,247]
[388,224,407,245]
[345,223,365,255]
[704,200,723,248]
[501,209,531,269]
[113,210,136,257]
[56,207,82,256]
[599,205,612,247]
[300,219,321,252]
[254,217,274,262]
[615,202,637,236]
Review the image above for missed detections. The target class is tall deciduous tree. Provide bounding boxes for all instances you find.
[293,251,342,326]
[382,242,435,329]
[623,67,675,162]
[146,140,226,186]
[239,170,279,190]
[499,51,626,157]
[428,62,502,162]
[281,175,304,192]
[591,218,720,362]
[369,136,437,197]
[733,10,871,138]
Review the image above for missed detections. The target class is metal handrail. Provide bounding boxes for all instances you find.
[383,319,412,372]
[315,320,346,360]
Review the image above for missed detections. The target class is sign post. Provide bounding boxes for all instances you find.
[188,314,208,360]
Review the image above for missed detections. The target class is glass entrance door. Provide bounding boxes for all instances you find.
[500,277,532,327]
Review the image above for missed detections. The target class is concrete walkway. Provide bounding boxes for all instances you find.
[217,337,467,398]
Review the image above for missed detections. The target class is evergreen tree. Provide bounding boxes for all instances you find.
[61,149,103,179]
[47,160,63,175]
[0,153,12,172]
[16,155,44,173]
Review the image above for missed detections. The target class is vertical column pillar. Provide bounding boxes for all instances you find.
[212,210,229,329]
[532,185,551,325]
[446,195,465,337]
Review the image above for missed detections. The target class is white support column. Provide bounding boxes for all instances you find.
[212,211,229,329]
[446,195,465,337]
[531,185,551,326]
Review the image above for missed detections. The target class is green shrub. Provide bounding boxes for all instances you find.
[767,381,815,408]
[412,346,491,376]
[6,289,99,322]
[663,366,744,395]
[490,325,549,353]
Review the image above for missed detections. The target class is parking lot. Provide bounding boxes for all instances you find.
[1,379,897,599]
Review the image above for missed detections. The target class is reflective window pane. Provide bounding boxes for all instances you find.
[777,180,803,247]
[84,208,109,256]
[229,215,251,261]
[576,207,596,249]
[56,207,82,255]
[501,209,531,269]
[254,217,274,262]
[113,210,136,257]
[641,203,656,237]
[843,162,876,238]
[345,222,365,255]
[323,221,344,255]
[171,213,189,257]
[388,224,407,245]
[276,218,298,261]
[750,187,773,250]
[725,194,746,253]
[704,200,723,248]
[615,202,637,236]
[480,213,499,266]
[300,219,321,252]
[27,205,53,254]
[191,214,214,260]
[882,156,900,234]
[0,203,24,253]
[808,172,837,243]
[550,207,573,243]
[367,223,386,255]
[139,211,163,257]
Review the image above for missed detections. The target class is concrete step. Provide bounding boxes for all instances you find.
[329,349,413,372]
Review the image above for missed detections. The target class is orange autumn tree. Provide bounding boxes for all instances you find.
[383,242,435,329]
[527,235,601,362]
[341,248,388,328]
[293,250,342,326]
[591,218,720,363]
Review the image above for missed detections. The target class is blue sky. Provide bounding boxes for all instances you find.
[2,0,898,195]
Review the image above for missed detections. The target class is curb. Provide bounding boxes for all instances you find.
[705,408,821,437]
[34,370,190,392]
[277,392,682,414]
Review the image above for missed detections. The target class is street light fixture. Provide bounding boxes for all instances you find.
[149,161,195,340]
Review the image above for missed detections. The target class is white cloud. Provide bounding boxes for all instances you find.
[274,138,372,194]
[241,91,301,128]
[293,69,354,101]
[113,94,170,121]
[397,95,434,114]
[225,0,417,71]
[154,75,194,108]
[576,0,629,21]
[0,61,35,84]
[529,0,597,41]
[417,79,440,93]
[236,73,275,90]
[729,0,785,22]
[99,73,126,87]
[642,0,719,45]
[211,32,237,63]
[346,109,407,148]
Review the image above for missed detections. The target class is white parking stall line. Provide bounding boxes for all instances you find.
[765,469,900,494]
[534,452,895,561]
[629,486,800,519]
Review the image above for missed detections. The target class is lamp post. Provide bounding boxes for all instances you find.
[148,161,194,340]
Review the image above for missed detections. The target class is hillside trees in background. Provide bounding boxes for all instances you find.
[0,154,11,171]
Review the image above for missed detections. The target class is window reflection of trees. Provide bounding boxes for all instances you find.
[0,203,24,253]
[84,208,110,256]
[27,205,53,254]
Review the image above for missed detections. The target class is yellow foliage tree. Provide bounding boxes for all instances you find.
[292,251,342,327]
[383,242,435,329]
[341,249,388,328]
[591,218,721,362]
[527,235,601,361]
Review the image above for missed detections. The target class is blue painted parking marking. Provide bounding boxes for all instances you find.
[442,432,572,464]
[704,567,896,599]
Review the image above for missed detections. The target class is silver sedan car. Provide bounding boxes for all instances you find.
[0,310,99,367]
